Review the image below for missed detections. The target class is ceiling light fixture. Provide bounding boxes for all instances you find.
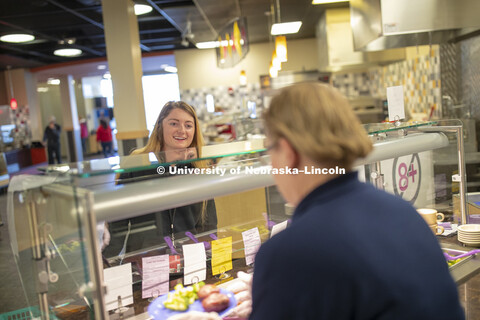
[269,62,278,78]
[134,4,153,15]
[272,51,282,70]
[97,65,107,70]
[312,0,349,4]
[196,41,219,49]
[47,78,61,85]
[0,33,35,43]
[54,48,82,57]
[6,66,18,110]
[164,66,178,73]
[275,36,287,62]
[196,39,235,49]
[271,21,302,35]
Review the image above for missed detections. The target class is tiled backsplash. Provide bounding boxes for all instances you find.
[9,106,31,148]
[331,47,442,119]
[180,83,263,116]
[460,35,480,119]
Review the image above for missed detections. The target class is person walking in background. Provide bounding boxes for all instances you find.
[96,119,113,158]
[80,117,89,155]
[43,116,61,164]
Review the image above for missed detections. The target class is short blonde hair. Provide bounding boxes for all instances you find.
[263,82,372,169]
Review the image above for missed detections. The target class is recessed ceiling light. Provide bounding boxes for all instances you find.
[271,21,302,35]
[47,78,60,85]
[134,4,153,15]
[54,48,82,57]
[97,65,107,70]
[0,33,35,43]
[312,0,349,4]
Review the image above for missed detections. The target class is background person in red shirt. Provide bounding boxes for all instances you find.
[96,119,113,158]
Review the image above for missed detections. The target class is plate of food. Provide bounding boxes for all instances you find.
[148,283,236,319]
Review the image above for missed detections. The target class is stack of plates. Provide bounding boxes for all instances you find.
[458,224,480,246]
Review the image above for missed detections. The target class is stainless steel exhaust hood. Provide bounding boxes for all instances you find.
[350,0,480,51]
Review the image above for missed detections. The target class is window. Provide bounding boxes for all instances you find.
[142,74,180,134]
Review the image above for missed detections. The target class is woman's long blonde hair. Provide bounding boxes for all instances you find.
[132,101,210,223]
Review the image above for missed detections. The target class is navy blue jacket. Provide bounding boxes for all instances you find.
[250,172,464,320]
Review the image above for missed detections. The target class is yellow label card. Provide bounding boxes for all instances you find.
[211,237,233,275]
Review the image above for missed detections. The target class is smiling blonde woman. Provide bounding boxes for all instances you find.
[103,101,217,257]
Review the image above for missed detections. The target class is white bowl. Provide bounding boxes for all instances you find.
[458,224,480,233]
[458,235,480,239]
[458,230,480,235]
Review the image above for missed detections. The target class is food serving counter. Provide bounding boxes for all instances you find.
[6,120,476,320]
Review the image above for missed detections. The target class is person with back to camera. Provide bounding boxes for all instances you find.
[96,118,113,158]
[103,101,217,255]
[246,82,464,320]
[43,116,61,164]
[161,84,464,320]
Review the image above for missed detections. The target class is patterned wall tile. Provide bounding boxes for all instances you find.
[331,47,442,119]
[460,36,480,119]
[180,83,262,116]
[9,106,31,148]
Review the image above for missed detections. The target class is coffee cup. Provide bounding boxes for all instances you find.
[285,203,295,216]
[429,224,444,235]
[417,208,444,225]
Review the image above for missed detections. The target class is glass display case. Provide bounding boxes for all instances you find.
[6,121,478,320]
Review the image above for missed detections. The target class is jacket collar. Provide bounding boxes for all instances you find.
[292,171,360,221]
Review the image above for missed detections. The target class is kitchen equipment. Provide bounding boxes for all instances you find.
[350,0,480,51]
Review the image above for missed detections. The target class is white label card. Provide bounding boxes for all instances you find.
[242,227,261,265]
[141,255,169,299]
[104,263,133,311]
[182,243,206,285]
[270,220,288,238]
[386,85,405,121]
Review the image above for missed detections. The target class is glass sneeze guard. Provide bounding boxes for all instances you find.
[39,142,268,179]
[364,121,437,135]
